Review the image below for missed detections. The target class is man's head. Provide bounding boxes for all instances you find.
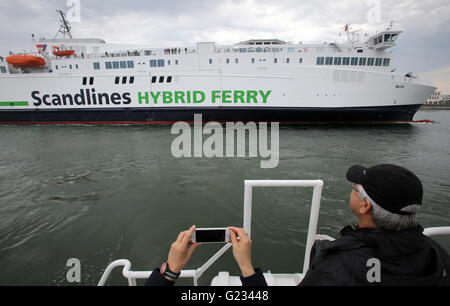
[346,164,423,231]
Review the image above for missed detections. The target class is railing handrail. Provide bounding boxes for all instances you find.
[423,226,450,237]
[243,180,324,275]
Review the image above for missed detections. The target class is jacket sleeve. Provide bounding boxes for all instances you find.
[240,268,268,286]
[144,268,175,286]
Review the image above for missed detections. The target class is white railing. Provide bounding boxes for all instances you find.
[423,227,450,237]
[98,179,324,286]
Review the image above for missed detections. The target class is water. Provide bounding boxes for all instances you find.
[0,110,449,286]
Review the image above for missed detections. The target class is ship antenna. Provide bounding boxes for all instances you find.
[54,9,73,39]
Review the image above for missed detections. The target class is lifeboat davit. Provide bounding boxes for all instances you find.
[6,54,46,68]
[52,46,75,57]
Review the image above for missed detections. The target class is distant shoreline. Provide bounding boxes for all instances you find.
[420,105,450,110]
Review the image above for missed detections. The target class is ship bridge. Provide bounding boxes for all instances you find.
[236,39,286,46]
[366,30,402,50]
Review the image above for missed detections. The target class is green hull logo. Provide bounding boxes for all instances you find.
[138,90,272,104]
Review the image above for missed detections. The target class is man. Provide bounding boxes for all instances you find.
[146,164,450,286]
[299,164,450,285]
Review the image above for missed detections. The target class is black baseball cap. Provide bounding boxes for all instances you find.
[346,164,423,215]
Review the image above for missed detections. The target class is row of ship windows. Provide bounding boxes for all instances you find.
[94,59,180,70]
[115,76,135,84]
[151,76,173,83]
[210,58,304,64]
[316,56,390,67]
[81,76,173,85]
[55,64,79,70]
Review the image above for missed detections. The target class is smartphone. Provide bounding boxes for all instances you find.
[191,228,230,243]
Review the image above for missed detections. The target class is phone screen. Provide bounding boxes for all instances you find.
[195,229,226,243]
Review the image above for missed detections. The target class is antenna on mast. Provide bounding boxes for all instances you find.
[54,9,73,39]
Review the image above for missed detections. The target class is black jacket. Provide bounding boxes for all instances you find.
[300,225,450,286]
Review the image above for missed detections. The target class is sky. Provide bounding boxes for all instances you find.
[0,0,449,93]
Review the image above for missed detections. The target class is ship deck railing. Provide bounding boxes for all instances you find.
[97,179,450,286]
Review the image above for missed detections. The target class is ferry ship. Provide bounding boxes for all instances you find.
[0,12,436,124]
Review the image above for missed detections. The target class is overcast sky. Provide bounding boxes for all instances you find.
[0,0,449,92]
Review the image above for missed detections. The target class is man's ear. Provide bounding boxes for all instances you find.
[359,199,372,215]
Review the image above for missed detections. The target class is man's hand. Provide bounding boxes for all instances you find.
[229,226,255,277]
[167,225,201,274]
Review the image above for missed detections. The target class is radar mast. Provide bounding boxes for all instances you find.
[54,10,73,39]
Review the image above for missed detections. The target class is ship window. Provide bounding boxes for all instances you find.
[150,60,157,67]
[175,60,179,65]
[375,58,382,66]
[384,34,391,42]
[159,76,164,83]
[390,34,399,42]
[377,36,382,44]
[209,59,212,64]
[55,65,58,70]
[168,60,171,65]
[272,47,280,52]
[0,66,6,73]
[89,77,94,85]
[93,62,100,70]
[342,57,350,65]
[69,65,73,69]
[255,47,262,52]
[274,58,277,63]
[251,58,254,64]
[288,47,295,52]
[299,58,303,63]
[383,58,390,66]
[75,64,79,69]
[120,61,127,69]
[127,61,134,68]
[367,58,374,66]
[334,57,342,65]
[112,61,119,69]
[350,57,358,65]
[359,57,366,66]
[105,62,112,69]
[82,77,87,85]
[167,76,172,83]
[286,58,290,64]
[325,57,333,65]
[157,59,164,67]
[357,49,363,53]
[115,76,120,84]
[130,76,134,84]
[235,58,238,64]
[226,59,230,64]
[151,76,157,83]
[316,57,324,65]
[122,76,127,84]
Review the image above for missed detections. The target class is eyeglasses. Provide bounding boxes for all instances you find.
[350,183,366,200]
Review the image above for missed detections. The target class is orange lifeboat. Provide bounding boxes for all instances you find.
[52,46,75,57]
[6,54,46,68]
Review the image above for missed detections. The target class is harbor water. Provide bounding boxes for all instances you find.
[0,110,449,285]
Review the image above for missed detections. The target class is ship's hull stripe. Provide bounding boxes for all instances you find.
[0,104,423,124]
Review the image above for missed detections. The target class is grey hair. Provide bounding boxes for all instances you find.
[357,185,420,231]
